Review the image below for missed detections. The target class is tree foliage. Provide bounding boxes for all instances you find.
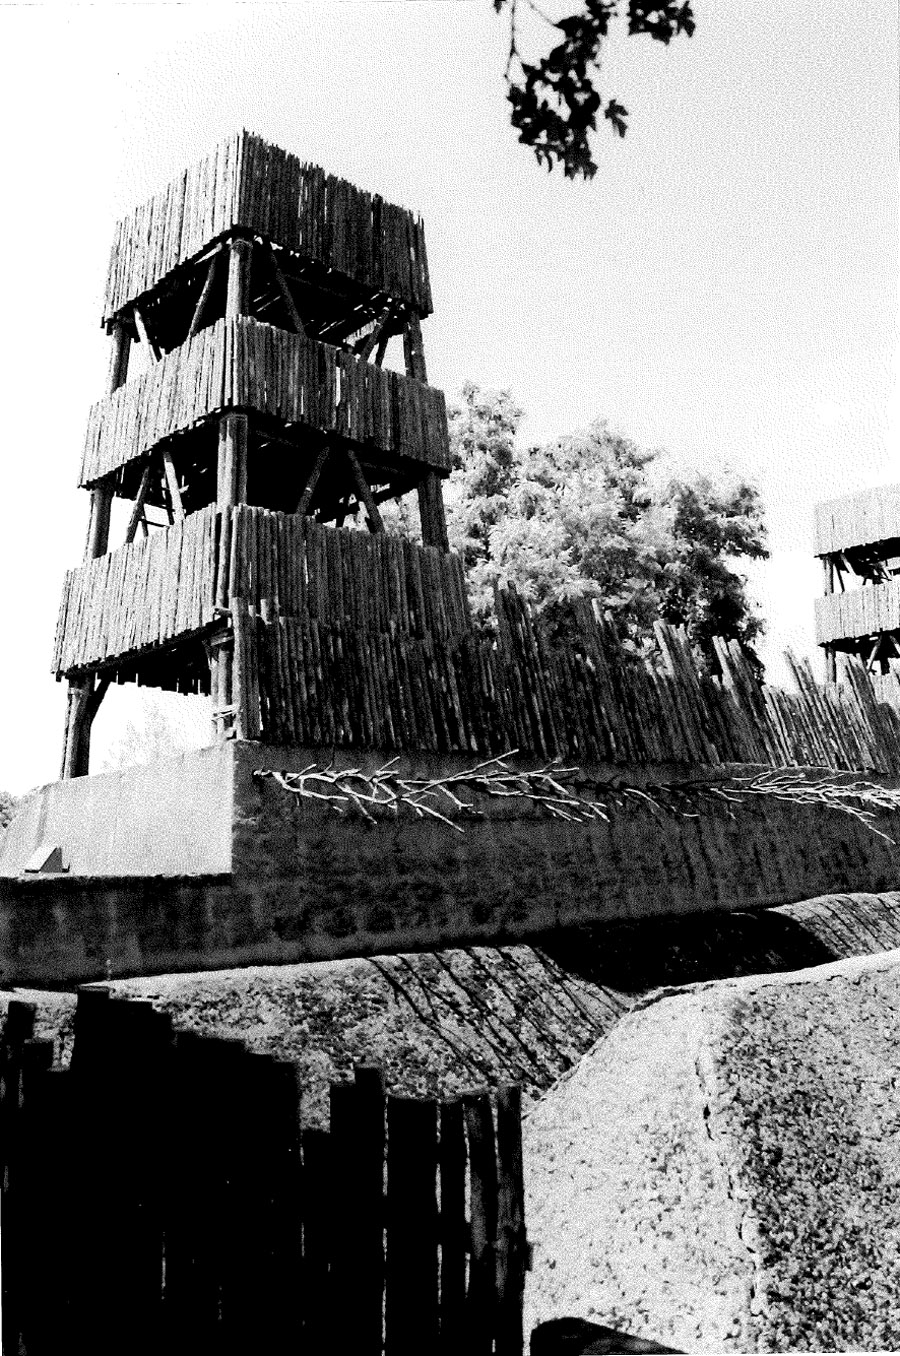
[0,791,20,835]
[496,0,695,177]
[445,381,768,665]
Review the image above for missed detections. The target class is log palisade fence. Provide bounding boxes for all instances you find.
[0,994,527,1356]
[54,502,900,774]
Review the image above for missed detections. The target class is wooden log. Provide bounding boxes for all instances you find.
[217,412,247,512]
[267,242,306,336]
[161,448,185,521]
[357,301,394,361]
[301,1127,333,1352]
[107,318,132,391]
[495,1086,526,1356]
[85,477,114,560]
[346,446,384,532]
[439,1099,468,1354]
[385,1095,440,1355]
[297,443,330,516]
[463,1092,498,1355]
[226,237,253,319]
[132,304,161,361]
[402,311,428,383]
[186,248,221,340]
[418,473,450,552]
[125,461,153,545]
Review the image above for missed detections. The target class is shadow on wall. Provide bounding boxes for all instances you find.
[542,908,838,994]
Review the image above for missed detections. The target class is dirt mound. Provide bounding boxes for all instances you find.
[524,946,900,1352]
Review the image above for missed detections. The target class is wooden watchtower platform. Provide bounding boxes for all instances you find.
[815,485,900,682]
[58,131,450,777]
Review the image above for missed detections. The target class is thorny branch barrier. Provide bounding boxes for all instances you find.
[0,992,528,1356]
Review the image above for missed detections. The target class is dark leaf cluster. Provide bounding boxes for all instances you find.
[497,0,695,177]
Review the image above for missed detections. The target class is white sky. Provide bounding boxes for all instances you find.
[0,0,896,793]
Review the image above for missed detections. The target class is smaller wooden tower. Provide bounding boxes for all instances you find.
[815,484,900,681]
[55,132,452,776]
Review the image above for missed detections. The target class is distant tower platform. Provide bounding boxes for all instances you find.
[814,485,900,682]
[55,131,452,777]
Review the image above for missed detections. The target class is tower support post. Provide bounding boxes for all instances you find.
[61,677,110,780]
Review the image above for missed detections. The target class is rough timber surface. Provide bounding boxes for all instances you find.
[80,317,449,487]
[814,483,900,556]
[102,131,432,322]
[0,742,899,987]
[523,947,900,1352]
[814,578,900,644]
[53,504,220,675]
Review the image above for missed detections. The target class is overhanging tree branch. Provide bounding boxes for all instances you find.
[495,0,695,178]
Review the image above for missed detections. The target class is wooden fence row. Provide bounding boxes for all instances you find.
[53,508,470,676]
[230,506,470,641]
[103,131,432,323]
[814,581,900,644]
[80,316,449,487]
[53,504,900,774]
[0,992,527,1356]
[52,504,220,675]
[814,483,900,557]
[237,580,900,774]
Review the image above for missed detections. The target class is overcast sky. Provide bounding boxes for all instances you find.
[0,0,896,793]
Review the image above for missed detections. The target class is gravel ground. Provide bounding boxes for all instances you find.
[523,946,900,1353]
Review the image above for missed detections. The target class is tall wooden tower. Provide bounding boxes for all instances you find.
[55,132,451,776]
[815,485,900,683]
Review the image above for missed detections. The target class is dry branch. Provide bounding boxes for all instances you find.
[255,755,900,844]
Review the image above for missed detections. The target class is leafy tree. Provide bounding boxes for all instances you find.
[444,382,768,664]
[496,0,695,178]
[0,791,20,835]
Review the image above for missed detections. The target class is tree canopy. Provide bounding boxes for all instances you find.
[0,790,20,836]
[496,0,695,178]
[443,381,768,665]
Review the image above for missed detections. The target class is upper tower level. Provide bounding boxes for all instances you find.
[102,130,433,333]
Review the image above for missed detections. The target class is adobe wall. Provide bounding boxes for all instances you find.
[0,746,232,879]
[0,743,898,986]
